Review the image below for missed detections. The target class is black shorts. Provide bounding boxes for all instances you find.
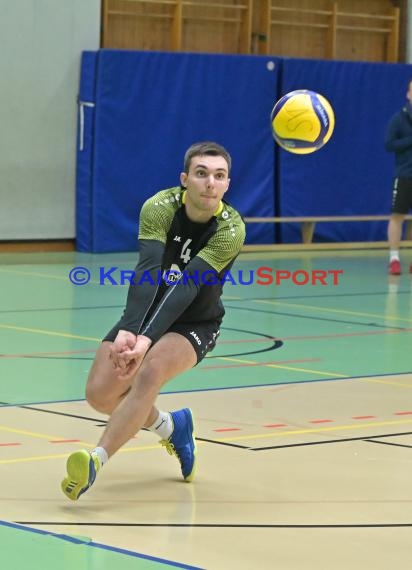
[103,320,220,364]
[391,177,412,214]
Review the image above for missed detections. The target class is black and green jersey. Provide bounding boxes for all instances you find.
[118,186,245,342]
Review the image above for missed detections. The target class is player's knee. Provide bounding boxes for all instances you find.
[85,388,107,414]
[136,357,165,389]
[85,381,114,414]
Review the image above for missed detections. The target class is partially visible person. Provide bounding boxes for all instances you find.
[385,80,412,275]
[60,141,246,501]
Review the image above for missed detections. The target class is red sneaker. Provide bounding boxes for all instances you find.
[388,259,401,275]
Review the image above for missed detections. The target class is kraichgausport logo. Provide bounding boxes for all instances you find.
[68,266,343,286]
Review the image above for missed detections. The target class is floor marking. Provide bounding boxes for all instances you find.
[252,430,412,451]
[0,423,162,452]
[0,443,168,465]
[201,357,322,370]
[213,428,241,432]
[116,444,177,453]
[264,424,287,428]
[0,520,204,570]
[0,424,93,446]
[0,442,21,447]
[0,267,101,286]
[352,415,376,420]
[0,349,96,359]
[217,356,346,378]
[366,378,412,389]
[0,267,72,282]
[13,521,412,529]
[0,453,75,465]
[215,418,412,442]
[4,326,411,360]
[254,299,412,324]
[217,328,412,344]
[0,323,99,342]
[14,404,104,423]
[365,439,412,450]
[195,437,250,449]
[309,419,334,424]
[49,439,81,444]
[395,411,412,415]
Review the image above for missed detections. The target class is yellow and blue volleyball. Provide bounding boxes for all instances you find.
[270,89,335,154]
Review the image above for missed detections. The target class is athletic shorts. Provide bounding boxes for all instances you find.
[103,320,221,364]
[391,177,412,214]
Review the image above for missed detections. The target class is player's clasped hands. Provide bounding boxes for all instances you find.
[110,330,152,380]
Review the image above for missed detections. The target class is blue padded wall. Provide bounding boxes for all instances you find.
[76,51,412,250]
[76,51,98,252]
[278,58,412,243]
[76,50,280,252]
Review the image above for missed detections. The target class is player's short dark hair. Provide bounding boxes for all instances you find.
[183,142,232,174]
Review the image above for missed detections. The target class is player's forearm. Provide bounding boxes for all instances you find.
[118,240,164,334]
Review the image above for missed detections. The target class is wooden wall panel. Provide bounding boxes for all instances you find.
[336,29,388,62]
[101,0,402,62]
[103,0,252,53]
[182,20,242,54]
[182,2,248,53]
[103,0,176,51]
[261,0,399,62]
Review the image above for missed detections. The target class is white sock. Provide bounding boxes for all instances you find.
[91,446,108,467]
[147,410,173,440]
[390,250,400,262]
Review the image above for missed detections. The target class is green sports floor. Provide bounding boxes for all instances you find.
[1,248,412,569]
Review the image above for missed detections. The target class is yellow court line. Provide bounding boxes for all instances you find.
[0,444,165,465]
[117,444,164,453]
[0,267,101,285]
[0,422,165,454]
[0,424,94,447]
[366,378,412,389]
[255,299,412,324]
[0,267,70,281]
[218,356,346,378]
[0,418,409,465]
[0,323,99,342]
[0,453,72,465]
[216,418,412,442]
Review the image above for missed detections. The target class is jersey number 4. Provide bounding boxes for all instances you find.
[180,239,192,264]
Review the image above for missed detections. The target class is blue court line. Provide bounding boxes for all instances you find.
[0,520,204,570]
[0,304,123,314]
[233,289,412,300]
[0,288,410,315]
[0,369,411,408]
[224,304,409,329]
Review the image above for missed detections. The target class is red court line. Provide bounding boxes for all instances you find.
[264,424,287,428]
[213,428,241,432]
[309,419,334,424]
[0,443,22,447]
[2,327,411,359]
[395,411,412,415]
[352,415,376,420]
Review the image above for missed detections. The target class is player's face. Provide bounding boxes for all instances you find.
[180,155,230,219]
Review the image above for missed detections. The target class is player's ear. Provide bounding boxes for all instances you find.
[180,172,187,188]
